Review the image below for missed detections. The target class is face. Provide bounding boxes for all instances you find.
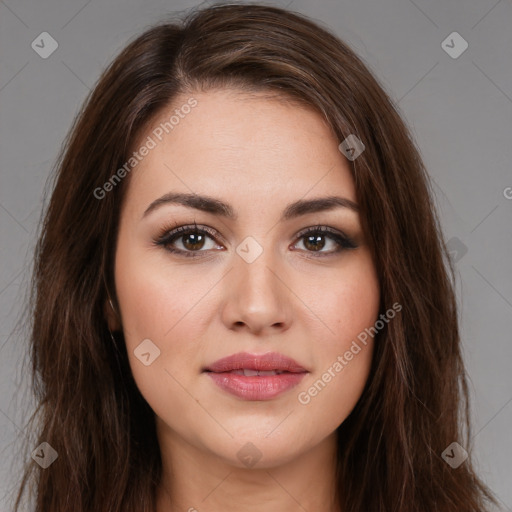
[109,88,380,468]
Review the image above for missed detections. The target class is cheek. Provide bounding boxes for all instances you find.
[295,251,379,430]
[295,348,373,444]
[305,248,380,346]
[295,326,376,441]
[114,262,212,441]
[115,233,214,341]
[113,254,225,451]
[113,244,214,394]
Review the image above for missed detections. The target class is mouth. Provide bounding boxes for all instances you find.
[203,352,308,400]
[215,369,289,376]
[203,351,308,374]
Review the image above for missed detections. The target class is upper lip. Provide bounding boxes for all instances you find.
[203,352,308,373]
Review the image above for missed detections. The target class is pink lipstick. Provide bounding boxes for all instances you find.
[203,352,308,400]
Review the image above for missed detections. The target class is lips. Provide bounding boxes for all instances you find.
[203,352,308,373]
[225,369,286,376]
[203,352,308,400]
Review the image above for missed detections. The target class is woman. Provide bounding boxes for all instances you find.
[14,3,499,511]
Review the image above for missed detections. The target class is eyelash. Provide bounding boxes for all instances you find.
[153,222,357,259]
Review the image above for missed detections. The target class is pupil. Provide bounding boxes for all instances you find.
[304,234,324,251]
[183,232,205,250]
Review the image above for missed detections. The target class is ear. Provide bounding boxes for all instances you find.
[104,298,122,332]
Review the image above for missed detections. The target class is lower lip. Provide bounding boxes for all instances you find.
[205,371,307,400]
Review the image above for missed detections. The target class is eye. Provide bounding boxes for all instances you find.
[292,226,357,256]
[153,223,357,259]
[154,223,224,258]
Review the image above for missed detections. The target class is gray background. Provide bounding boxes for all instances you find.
[1,0,511,510]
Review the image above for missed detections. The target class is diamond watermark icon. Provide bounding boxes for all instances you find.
[446,237,468,264]
[31,32,59,59]
[31,442,58,469]
[134,338,161,366]
[441,32,468,59]
[338,134,365,161]
[237,442,263,468]
[441,442,468,469]
[236,236,263,264]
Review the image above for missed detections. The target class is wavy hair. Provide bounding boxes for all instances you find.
[13,3,498,511]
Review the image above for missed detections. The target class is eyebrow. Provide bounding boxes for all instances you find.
[142,192,359,221]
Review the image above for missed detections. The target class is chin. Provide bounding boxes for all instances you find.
[200,430,312,470]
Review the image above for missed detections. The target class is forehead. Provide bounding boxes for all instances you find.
[124,88,356,213]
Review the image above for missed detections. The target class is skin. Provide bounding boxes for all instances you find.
[107,88,380,512]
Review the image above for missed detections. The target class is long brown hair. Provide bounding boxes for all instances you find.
[13,3,499,511]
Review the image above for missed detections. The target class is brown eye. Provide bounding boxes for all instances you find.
[293,226,357,256]
[303,234,327,252]
[180,231,207,251]
[154,225,223,258]
[154,224,357,259]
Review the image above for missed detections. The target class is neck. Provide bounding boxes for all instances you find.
[155,424,341,512]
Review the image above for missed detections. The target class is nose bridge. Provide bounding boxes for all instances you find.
[221,235,291,333]
[235,236,282,301]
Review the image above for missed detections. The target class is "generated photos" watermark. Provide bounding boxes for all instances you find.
[298,302,402,405]
[93,97,197,200]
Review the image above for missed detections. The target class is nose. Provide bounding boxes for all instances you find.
[220,243,293,336]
